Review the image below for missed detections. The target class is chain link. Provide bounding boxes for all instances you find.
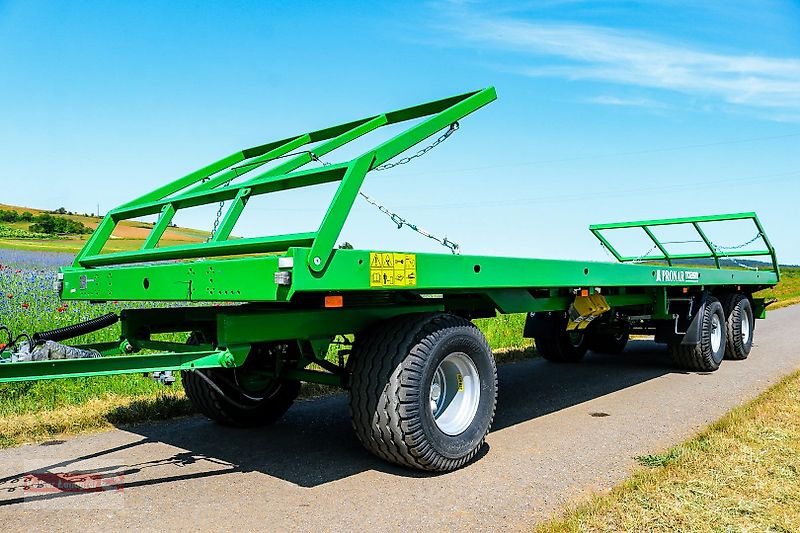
[357,192,460,254]
[310,125,462,254]
[372,122,459,171]
[208,180,231,241]
[630,233,764,270]
[711,232,764,270]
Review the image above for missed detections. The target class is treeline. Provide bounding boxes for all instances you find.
[0,209,91,235]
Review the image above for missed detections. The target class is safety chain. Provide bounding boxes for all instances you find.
[711,232,765,270]
[208,180,231,241]
[310,128,462,254]
[358,192,460,254]
[631,233,764,270]
[372,122,459,171]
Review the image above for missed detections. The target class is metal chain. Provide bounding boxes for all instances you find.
[204,124,460,244]
[711,232,764,270]
[311,136,462,254]
[208,180,231,241]
[714,232,764,250]
[631,233,764,269]
[631,239,705,264]
[357,192,460,254]
[372,122,459,171]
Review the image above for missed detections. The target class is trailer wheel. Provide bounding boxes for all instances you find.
[349,313,497,471]
[181,339,300,427]
[670,297,727,371]
[721,293,754,360]
[528,311,588,363]
[587,329,629,355]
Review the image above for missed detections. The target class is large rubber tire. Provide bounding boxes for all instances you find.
[531,312,588,363]
[720,293,754,360]
[587,328,629,355]
[670,297,727,371]
[349,313,498,472]
[181,340,300,427]
[181,369,300,427]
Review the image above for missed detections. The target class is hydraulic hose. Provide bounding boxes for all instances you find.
[32,313,119,344]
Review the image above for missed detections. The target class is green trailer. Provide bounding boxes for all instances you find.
[0,87,780,471]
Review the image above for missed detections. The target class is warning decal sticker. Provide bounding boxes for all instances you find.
[369,252,417,287]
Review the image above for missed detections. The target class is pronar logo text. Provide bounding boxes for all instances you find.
[655,270,700,283]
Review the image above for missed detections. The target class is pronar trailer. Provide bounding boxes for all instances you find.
[0,88,780,471]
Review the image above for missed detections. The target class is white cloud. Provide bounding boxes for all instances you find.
[584,95,668,108]
[447,16,800,112]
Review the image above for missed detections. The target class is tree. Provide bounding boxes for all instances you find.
[338,241,354,249]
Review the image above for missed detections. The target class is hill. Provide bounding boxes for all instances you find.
[0,203,209,254]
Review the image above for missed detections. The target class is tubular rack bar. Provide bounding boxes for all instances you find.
[589,212,779,278]
[75,88,497,272]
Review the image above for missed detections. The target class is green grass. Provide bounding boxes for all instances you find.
[757,265,800,309]
[537,369,800,532]
[0,374,175,417]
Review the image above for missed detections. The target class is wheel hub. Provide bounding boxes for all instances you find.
[429,352,481,436]
[710,313,722,353]
[741,311,750,343]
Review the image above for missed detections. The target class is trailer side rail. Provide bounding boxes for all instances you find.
[589,212,779,280]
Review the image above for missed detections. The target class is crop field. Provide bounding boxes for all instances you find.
[0,247,797,447]
[0,203,208,254]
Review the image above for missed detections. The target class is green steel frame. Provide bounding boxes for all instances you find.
[589,212,779,276]
[73,87,497,272]
[0,87,781,384]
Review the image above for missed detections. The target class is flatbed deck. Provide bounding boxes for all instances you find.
[0,87,780,471]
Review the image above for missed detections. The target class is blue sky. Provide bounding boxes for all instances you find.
[1,0,799,263]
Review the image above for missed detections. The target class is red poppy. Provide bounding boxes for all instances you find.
[21,303,29,309]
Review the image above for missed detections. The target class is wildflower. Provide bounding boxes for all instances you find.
[22,302,29,309]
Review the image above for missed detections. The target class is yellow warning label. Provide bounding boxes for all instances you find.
[457,373,464,392]
[370,252,417,287]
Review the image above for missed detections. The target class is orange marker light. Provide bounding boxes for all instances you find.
[682,287,689,294]
[580,289,589,297]
[324,295,344,308]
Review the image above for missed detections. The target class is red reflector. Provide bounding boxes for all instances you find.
[324,295,344,308]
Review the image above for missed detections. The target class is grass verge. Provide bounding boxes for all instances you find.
[0,344,537,449]
[537,369,800,532]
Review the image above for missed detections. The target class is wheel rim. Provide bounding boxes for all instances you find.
[710,313,722,352]
[430,352,481,436]
[741,311,751,344]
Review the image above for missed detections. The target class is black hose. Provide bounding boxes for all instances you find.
[32,313,119,343]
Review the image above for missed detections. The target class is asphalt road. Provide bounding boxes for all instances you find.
[0,306,798,531]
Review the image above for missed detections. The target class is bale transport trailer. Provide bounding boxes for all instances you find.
[0,87,780,471]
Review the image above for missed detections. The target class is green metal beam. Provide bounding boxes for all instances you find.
[589,212,758,230]
[184,135,311,196]
[79,232,315,267]
[142,203,176,250]
[211,188,250,243]
[308,154,375,271]
[0,350,228,383]
[119,151,245,208]
[641,226,672,266]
